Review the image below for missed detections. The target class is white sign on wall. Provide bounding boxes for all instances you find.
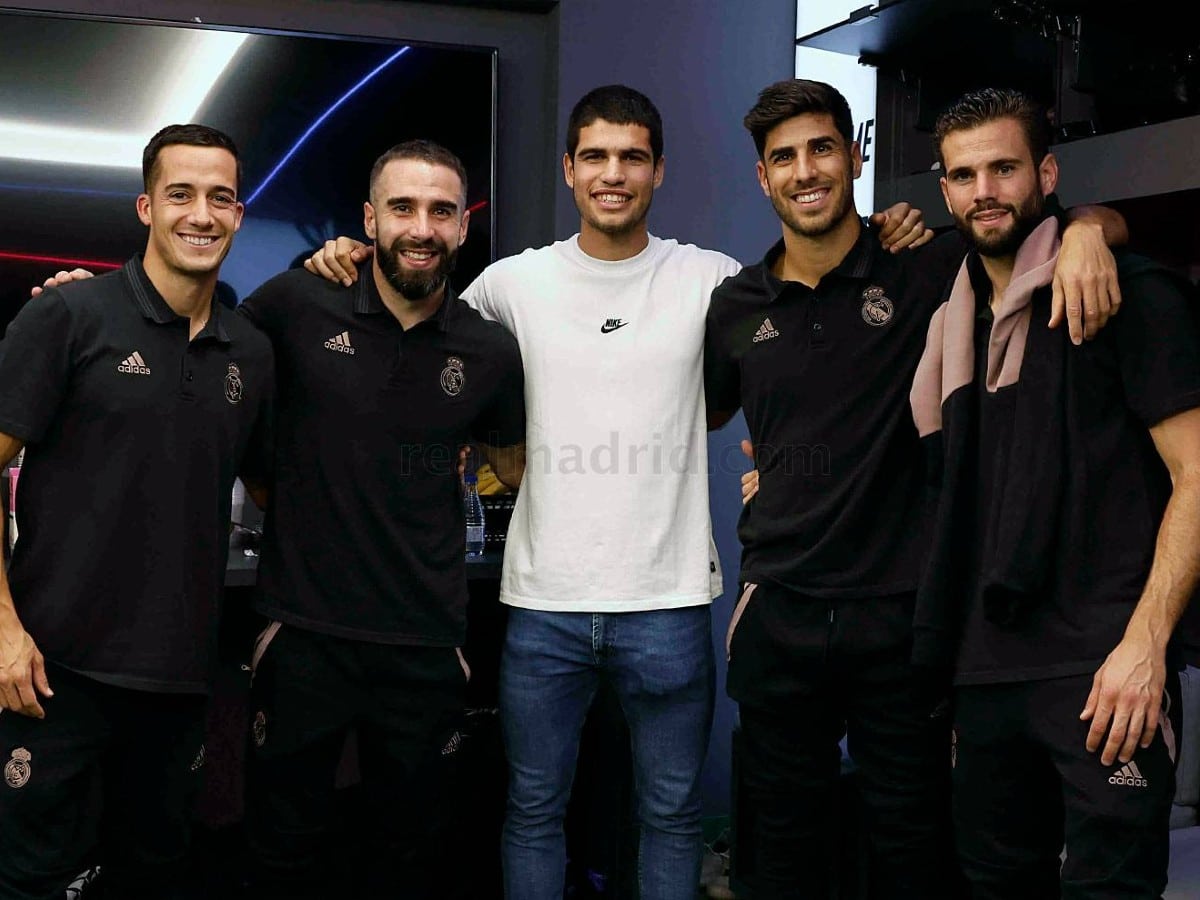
[795,2,878,213]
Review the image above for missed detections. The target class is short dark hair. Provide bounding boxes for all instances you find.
[932,88,1052,168]
[142,124,242,194]
[566,85,663,161]
[743,79,855,159]
[368,139,468,205]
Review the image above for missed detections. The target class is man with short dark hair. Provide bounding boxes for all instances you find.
[238,138,526,900]
[0,123,274,900]
[914,86,1200,898]
[706,78,1128,899]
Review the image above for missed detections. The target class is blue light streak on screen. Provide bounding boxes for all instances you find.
[243,45,411,207]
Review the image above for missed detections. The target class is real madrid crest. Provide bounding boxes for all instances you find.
[253,711,267,748]
[440,356,465,398]
[225,363,244,405]
[4,747,31,789]
[861,285,894,327]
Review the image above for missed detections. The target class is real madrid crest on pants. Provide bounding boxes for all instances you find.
[4,747,31,788]
[861,285,894,327]
[440,356,465,397]
[253,711,267,748]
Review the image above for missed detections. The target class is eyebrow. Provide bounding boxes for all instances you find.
[384,195,460,212]
[946,157,1024,178]
[162,181,237,196]
[767,135,839,161]
[576,145,652,158]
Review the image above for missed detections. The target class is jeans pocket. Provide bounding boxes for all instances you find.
[726,583,759,662]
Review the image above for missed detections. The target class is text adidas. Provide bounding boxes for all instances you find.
[117,352,151,375]
[752,318,780,343]
[1108,762,1148,788]
[324,332,355,355]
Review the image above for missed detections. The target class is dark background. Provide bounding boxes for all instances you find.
[0,8,496,331]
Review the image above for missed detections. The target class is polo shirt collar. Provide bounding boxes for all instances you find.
[121,255,231,344]
[353,266,456,332]
[757,217,880,302]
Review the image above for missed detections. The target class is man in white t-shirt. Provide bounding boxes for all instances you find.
[303,85,930,900]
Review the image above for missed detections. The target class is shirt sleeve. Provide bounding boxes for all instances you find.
[471,329,526,447]
[237,343,277,486]
[461,266,514,331]
[704,290,741,416]
[1111,263,1200,426]
[0,290,75,442]
[920,229,969,299]
[236,275,282,337]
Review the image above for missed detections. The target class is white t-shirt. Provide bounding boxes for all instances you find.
[462,234,742,612]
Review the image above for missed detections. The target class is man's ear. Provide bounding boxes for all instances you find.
[363,201,377,240]
[1039,152,1059,197]
[939,177,953,218]
[755,160,770,199]
[562,152,575,190]
[136,193,152,226]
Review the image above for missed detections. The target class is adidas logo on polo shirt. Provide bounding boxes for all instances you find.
[1108,761,1148,788]
[752,317,780,343]
[117,351,151,375]
[324,331,355,355]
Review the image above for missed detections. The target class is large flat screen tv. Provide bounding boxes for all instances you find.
[0,9,497,331]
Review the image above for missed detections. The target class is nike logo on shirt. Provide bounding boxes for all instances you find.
[601,318,629,334]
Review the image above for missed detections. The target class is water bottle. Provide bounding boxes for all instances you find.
[463,473,486,558]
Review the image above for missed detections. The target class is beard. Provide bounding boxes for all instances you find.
[375,237,458,300]
[954,192,1045,257]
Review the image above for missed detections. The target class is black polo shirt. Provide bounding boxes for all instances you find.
[705,223,966,597]
[956,253,1200,684]
[0,257,275,693]
[238,268,524,646]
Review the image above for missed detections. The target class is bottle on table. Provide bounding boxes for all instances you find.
[463,472,486,558]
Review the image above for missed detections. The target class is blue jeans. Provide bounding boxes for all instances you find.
[499,605,716,900]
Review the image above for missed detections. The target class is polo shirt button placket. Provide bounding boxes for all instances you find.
[810,293,827,348]
[180,340,196,399]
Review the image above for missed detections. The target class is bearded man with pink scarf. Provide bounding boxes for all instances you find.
[913,86,1200,899]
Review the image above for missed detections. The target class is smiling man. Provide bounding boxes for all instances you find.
[0,124,274,900]
[464,84,741,900]
[235,139,525,900]
[914,87,1200,899]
